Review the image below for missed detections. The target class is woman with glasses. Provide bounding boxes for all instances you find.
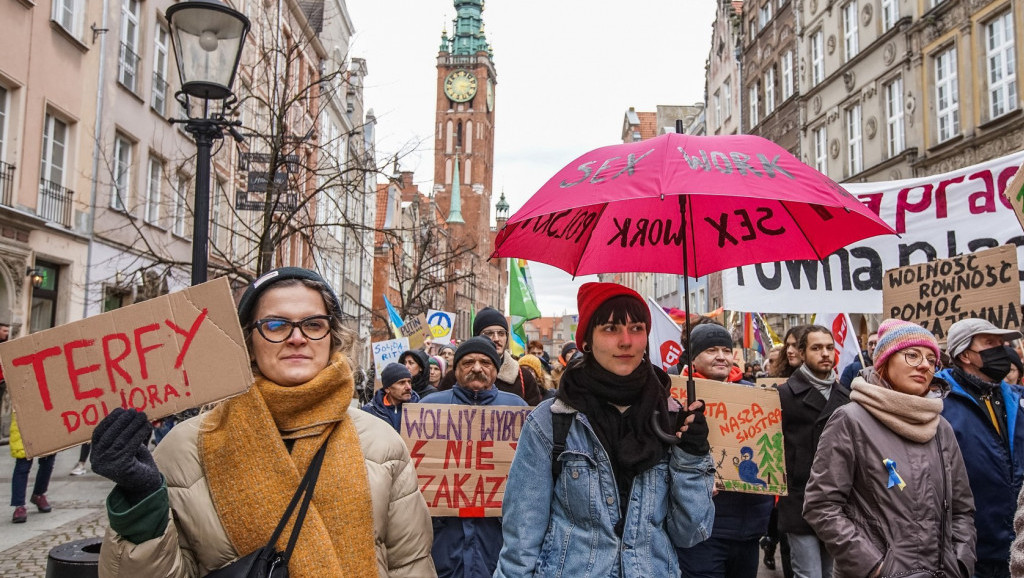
[91,268,436,577]
[803,319,975,578]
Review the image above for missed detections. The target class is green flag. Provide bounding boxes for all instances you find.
[509,259,542,351]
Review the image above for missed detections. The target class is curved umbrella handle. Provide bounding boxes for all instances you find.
[652,411,682,445]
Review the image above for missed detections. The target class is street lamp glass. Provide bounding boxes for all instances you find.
[166,0,250,101]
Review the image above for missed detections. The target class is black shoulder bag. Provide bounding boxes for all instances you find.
[204,440,330,578]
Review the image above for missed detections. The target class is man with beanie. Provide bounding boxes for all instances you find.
[399,349,437,397]
[938,318,1024,578]
[421,337,526,578]
[438,306,543,405]
[678,324,774,578]
[558,341,581,368]
[361,363,418,431]
[777,325,848,578]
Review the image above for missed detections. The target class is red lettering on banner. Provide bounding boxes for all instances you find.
[165,309,207,369]
[475,440,495,471]
[12,347,62,411]
[102,334,132,390]
[410,440,428,468]
[417,474,435,495]
[453,473,472,506]
[433,476,452,509]
[485,476,504,508]
[64,340,102,401]
[133,324,163,380]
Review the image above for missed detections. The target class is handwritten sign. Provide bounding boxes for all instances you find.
[882,244,1020,340]
[0,278,252,458]
[427,310,455,345]
[372,337,410,379]
[401,403,531,517]
[671,376,787,495]
[399,314,431,350]
[756,377,788,388]
[1002,161,1024,233]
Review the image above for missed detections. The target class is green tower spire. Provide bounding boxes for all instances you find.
[447,152,465,224]
[447,0,490,55]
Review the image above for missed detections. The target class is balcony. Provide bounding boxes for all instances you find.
[151,72,168,116]
[0,161,13,207]
[118,42,140,93]
[38,179,74,227]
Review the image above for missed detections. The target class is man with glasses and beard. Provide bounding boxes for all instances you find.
[420,337,527,578]
[939,319,1024,578]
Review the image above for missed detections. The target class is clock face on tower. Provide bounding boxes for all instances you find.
[444,70,478,103]
[486,78,494,112]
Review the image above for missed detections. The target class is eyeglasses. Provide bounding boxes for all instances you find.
[867,341,878,347]
[903,350,940,373]
[481,329,508,339]
[253,315,332,343]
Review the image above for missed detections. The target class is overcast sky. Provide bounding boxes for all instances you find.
[347,0,718,316]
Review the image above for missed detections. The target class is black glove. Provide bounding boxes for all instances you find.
[91,408,162,504]
[676,400,710,456]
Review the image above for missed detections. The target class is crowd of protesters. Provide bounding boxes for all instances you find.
[6,266,1024,578]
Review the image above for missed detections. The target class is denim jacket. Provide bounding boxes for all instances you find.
[495,398,716,578]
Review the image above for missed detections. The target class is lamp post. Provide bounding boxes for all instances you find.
[166,0,249,285]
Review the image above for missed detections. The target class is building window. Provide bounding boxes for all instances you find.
[172,172,187,237]
[145,156,162,223]
[30,261,60,333]
[723,78,732,118]
[152,25,169,115]
[0,86,8,163]
[884,77,905,158]
[211,178,223,248]
[986,12,1017,119]
[758,2,772,29]
[846,105,863,176]
[935,47,960,143]
[119,0,141,92]
[811,30,825,85]
[881,0,898,31]
[781,51,794,100]
[749,84,760,127]
[40,113,68,188]
[112,134,131,211]
[713,90,721,129]
[843,1,859,62]
[813,126,827,173]
[52,0,83,37]
[764,67,776,114]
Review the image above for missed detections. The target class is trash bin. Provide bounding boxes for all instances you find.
[46,537,101,578]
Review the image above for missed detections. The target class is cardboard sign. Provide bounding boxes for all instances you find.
[426,310,455,345]
[399,314,431,350]
[882,244,1020,340]
[401,403,531,517]
[671,376,787,495]
[756,377,787,387]
[1002,161,1024,233]
[372,337,410,379]
[0,278,252,458]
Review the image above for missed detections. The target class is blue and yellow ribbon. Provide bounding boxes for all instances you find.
[882,459,906,490]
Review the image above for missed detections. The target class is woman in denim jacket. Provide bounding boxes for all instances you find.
[495,283,716,577]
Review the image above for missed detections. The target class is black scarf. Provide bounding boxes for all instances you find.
[557,355,672,515]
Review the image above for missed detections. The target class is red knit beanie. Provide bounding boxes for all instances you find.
[575,282,651,349]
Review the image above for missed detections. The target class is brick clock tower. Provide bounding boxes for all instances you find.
[433,0,506,340]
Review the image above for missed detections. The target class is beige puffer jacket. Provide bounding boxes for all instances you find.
[99,409,436,577]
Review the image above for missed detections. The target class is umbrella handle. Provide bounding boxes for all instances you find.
[651,411,683,445]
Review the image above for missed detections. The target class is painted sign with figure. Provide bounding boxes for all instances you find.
[0,278,252,458]
[671,376,787,495]
[427,310,455,345]
[401,403,531,517]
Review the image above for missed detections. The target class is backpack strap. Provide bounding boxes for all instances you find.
[550,412,573,481]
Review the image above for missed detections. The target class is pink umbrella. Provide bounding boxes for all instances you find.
[492,132,895,404]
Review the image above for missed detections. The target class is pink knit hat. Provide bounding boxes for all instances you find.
[872,319,940,371]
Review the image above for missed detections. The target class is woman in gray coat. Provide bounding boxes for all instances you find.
[804,319,975,578]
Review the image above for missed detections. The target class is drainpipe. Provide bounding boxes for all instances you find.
[83,0,112,318]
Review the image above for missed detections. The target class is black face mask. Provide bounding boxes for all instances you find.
[976,346,1012,383]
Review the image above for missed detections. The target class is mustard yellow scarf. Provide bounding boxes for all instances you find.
[200,353,377,577]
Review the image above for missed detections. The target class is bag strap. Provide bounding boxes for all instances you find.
[550,412,573,481]
[266,438,331,562]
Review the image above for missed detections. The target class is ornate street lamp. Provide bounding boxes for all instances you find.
[166,0,249,285]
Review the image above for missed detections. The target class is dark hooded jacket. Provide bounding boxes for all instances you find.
[361,388,421,432]
[400,350,437,398]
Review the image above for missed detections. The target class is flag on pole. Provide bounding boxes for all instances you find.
[383,294,404,338]
[761,314,781,346]
[647,297,683,372]
[509,259,542,355]
[813,312,862,378]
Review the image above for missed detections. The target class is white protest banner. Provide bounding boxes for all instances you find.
[427,310,456,345]
[724,151,1024,315]
[813,313,862,378]
[372,337,410,379]
[0,278,252,458]
[401,403,532,516]
[647,297,683,371]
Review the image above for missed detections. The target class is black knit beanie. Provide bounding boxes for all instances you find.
[473,307,509,335]
[454,336,501,368]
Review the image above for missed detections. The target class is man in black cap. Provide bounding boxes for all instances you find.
[420,337,526,577]
[438,306,542,405]
[361,363,418,431]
